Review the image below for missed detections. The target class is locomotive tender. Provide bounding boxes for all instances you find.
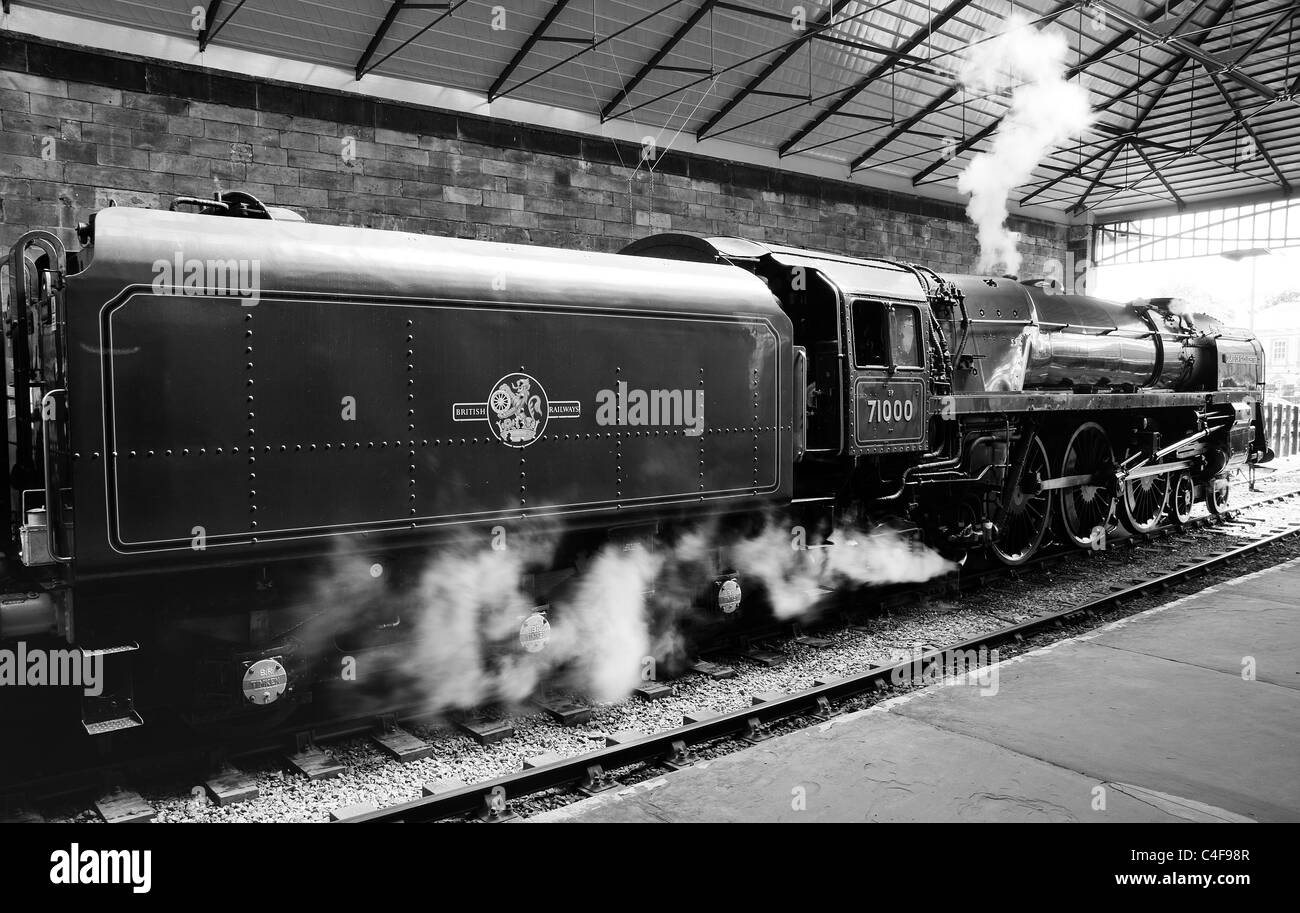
[0,192,1272,735]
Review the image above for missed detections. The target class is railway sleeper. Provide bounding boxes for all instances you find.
[370,716,433,763]
[284,734,345,781]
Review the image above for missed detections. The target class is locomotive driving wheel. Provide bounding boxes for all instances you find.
[1057,422,1118,549]
[1118,450,1169,535]
[1205,474,1232,517]
[989,434,1053,566]
[1171,472,1195,524]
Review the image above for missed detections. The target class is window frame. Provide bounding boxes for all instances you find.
[850,298,889,370]
[850,297,925,372]
[890,303,925,371]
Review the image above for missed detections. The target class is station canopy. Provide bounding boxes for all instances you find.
[16,0,1300,218]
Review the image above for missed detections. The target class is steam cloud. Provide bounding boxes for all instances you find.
[956,14,1093,275]
[304,516,954,715]
[731,522,955,619]
[547,543,662,702]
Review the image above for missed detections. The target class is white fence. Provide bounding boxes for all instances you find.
[1265,400,1300,459]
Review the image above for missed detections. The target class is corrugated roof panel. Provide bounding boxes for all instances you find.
[11,0,1299,217]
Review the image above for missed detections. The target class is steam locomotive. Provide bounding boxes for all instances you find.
[0,191,1271,737]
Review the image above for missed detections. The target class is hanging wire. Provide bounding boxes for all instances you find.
[1077,3,1083,173]
[890,63,896,124]
[926,0,932,63]
[1135,28,1142,125]
[807,22,813,103]
[710,0,715,77]
[1279,9,1289,96]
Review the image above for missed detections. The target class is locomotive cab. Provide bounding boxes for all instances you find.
[739,246,938,459]
[620,235,936,460]
[845,295,930,454]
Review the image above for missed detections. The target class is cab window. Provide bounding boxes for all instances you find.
[853,300,924,368]
[851,300,888,367]
[893,306,923,368]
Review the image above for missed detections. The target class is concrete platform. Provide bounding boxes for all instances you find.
[535,558,1300,823]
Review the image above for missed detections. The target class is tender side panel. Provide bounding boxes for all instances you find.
[408,305,782,518]
[249,300,413,534]
[78,294,786,573]
[104,294,250,545]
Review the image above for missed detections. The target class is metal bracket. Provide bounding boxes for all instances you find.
[577,764,620,796]
[663,739,696,771]
[476,789,517,823]
[811,695,838,721]
[741,716,772,744]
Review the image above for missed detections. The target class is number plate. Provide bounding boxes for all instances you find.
[854,379,925,448]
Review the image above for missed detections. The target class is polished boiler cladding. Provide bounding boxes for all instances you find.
[0,193,1272,736]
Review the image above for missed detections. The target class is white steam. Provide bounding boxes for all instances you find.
[547,543,662,702]
[309,517,954,714]
[732,523,955,620]
[402,546,548,709]
[956,14,1093,275]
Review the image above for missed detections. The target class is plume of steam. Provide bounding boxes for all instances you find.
[402,546,547,709]
[731,525,826,618]
[732,521,955,620]
[956,14,1093,275]
[548,543,662,702]
[304,514,954,714]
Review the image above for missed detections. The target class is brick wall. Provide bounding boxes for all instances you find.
[0,35,1068,273]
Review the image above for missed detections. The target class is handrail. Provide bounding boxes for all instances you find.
[40,389,72,564]
[6,231,66,499]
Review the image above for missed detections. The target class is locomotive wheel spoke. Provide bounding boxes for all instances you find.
[1119,450,1168,535]
[1172,472,1195,523]
[990,434,1052,567]
[1206,475,1231,517]
[1057,422,1117,549]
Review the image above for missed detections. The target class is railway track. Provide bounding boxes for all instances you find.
[9,483,1300,821]
[346,492,1300,823]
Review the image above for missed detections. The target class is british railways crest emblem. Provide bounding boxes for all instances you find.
[452,372,581,448]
